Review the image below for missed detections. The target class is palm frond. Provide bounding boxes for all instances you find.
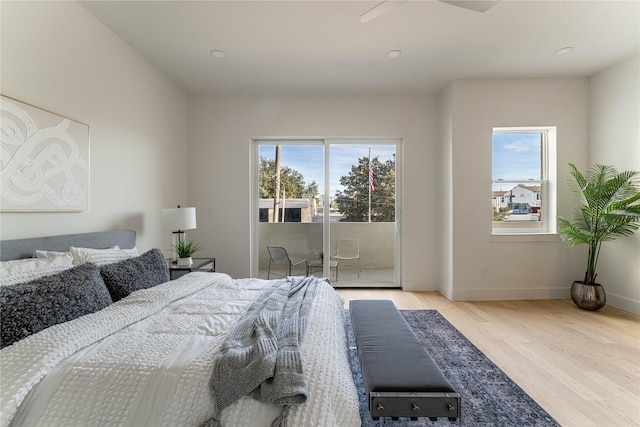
[558,163,640,284]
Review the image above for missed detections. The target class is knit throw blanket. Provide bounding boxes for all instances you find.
[204,275,321,426]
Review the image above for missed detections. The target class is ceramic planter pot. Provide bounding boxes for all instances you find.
[177,256,193,266]
[570,281,606,311]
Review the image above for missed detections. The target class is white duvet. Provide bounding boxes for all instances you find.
[0,273,360,427]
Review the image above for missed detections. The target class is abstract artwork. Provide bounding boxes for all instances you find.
[1,95,89,212]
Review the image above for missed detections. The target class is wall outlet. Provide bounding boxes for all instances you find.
[480,268,488,278]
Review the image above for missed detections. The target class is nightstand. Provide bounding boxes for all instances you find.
[167,257,216,280]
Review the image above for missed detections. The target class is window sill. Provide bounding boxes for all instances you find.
[490,232,560,243]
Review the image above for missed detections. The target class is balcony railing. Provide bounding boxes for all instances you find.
[258,222,395,282]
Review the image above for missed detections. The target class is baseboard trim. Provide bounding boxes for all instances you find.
[605,292,640,315]
[402,280,439,292]
[450,287,570,301]
[397,282,638,313]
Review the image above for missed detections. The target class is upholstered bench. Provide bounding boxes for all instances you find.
[349,299,461,421]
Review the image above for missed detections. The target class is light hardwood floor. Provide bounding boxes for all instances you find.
[336,289,640,427]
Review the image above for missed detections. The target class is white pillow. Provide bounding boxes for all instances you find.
[35,247,136,259]
[0,253,74,287]
[122,247,139,257]
[69,246,139,266]
[33,249,71,259]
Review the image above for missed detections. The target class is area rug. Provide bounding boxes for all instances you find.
[345,309,560,426]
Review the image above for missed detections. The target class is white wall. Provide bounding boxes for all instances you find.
[439,78,590,300]
[589,53,640,314]
[3,2,633,311]
[0,2,189,253]
[437,85,454,298]
[188,95,437,284]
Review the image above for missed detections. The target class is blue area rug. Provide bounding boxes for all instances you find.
[345,309,560,426]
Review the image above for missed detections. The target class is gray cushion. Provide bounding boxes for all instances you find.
[100,248,169,302]
[0,263,113,349]
[349,299,456,393]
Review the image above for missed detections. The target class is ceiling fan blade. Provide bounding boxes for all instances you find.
[439,0,500,13]
[359,0,499,24]
[359,0,407,24]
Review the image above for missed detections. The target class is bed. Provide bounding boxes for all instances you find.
[0,230,360,427]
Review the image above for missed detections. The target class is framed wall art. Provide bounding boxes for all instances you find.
[1,95,90,212]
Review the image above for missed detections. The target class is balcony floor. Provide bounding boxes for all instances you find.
[257,267,397,287]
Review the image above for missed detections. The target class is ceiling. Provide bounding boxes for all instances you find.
[80,0,640,96]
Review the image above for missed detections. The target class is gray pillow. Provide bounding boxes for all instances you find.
[100,248,169,302]
[0,263,113,349]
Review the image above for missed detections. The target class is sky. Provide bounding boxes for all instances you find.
[492,132,542,191]
[259,134,540,196]
[259,144,396,196]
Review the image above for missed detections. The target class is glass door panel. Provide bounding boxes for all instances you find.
[257,142,324,279]
[328,143,396,286]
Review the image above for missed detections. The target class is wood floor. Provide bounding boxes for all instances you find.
[336,289,640,427]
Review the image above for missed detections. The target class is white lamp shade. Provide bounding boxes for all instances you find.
[162,207,196,231]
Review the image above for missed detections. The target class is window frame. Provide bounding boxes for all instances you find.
[250,137,402,285]
[491,126,556,236]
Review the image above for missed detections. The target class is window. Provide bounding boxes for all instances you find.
[259,206,303,222]
[283,208,301,222]
[259,208,269,222]
[492,127,556,234]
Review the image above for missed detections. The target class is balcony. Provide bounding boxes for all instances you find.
[258,222,396,286]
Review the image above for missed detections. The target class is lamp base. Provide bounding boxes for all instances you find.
[171,231,186,262]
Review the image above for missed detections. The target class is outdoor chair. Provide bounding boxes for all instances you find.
[266,246,308,279]
[307,259,339,281]
[333,238,360,278]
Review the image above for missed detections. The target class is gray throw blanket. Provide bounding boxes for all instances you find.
[203,276,321,427]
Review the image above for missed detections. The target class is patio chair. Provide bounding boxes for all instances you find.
[266,246,308,279]
[333,238,360,278]
[307,259,339,281]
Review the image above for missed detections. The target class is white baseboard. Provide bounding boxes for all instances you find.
[605,292,640,315]
[450,286,570,301]
[402,280,439,292]
[398,283,639,314]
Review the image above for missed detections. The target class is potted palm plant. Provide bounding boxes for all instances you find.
[172,239,203,266]
[557,163,640,310]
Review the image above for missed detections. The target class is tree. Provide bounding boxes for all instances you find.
[335,155,395,222]
[259,157,307,199]
[259,157,319,200]
[305,180,319,200]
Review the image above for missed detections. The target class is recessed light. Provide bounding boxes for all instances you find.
[210,49,226,59]
[554,46,573,56]
[387,50,402,59]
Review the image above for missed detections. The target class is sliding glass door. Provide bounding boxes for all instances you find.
[252,138,400,287]
[255,141,325,280]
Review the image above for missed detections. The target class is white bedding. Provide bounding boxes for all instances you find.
[0,272,360,427]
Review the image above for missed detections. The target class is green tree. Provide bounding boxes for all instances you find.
[305,180,319,200]
[492,206,507,221]
[259,157,318,199]
[335,155,395,222]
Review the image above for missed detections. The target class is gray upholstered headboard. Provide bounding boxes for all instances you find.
[0,230,137,261]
